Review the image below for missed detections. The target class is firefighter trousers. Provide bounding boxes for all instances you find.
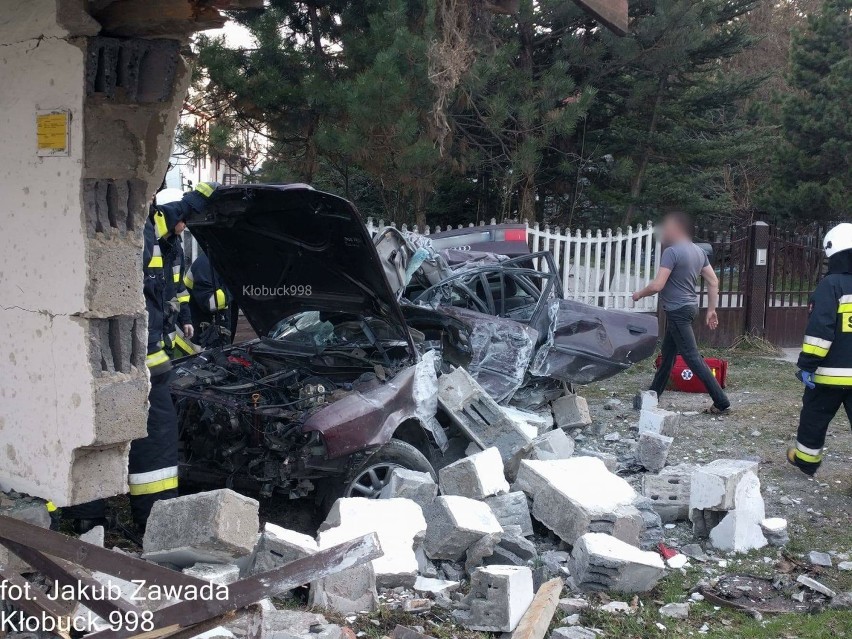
[62,372,179,526]
[796,385,852,457]
[127,370,179,525]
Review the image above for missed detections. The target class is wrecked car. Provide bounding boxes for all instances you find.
[173,184,657,504]
[373,227,659,406]
[172,185,446,503]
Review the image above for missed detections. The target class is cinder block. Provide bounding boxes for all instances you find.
[570,532,665,593]
[317,497,426,588]
[484,491,534,537]
[310,561,378,614]
[636,432,673,472]
[423,496,503,561]
[454,566,534,632]
[438,367,532,461]
[439,447,510,499]
[251,523,317,575]
[379,468,438,509]
[241,608,343,639]
[708,471,767,553]
[642,464,697,523]
[142,489,260,568]
[552,394,592,430]
[514,458,641,546]
[637,408,680,436]
[690,459,759,512]
[633,390,658,410]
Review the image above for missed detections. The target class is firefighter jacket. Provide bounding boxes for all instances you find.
[184,253,231,325]
[143,200,192,373]
[164,235,197,356]
[798,250,852,386]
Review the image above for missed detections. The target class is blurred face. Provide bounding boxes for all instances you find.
[660,215,684,244]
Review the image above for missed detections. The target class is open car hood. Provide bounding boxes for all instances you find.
[185,184,415,355]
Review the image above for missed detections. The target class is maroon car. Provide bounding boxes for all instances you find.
[173,185,657,504]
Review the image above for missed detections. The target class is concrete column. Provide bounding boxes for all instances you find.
[744,222,770,337]
[0,0,190,505]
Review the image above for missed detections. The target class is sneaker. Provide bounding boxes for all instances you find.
[786,447,820,476]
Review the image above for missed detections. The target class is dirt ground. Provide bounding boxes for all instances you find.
[571,349,852,637]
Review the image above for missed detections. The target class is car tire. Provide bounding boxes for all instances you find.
[342,439,436,499]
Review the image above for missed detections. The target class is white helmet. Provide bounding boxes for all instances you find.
[823,223,852,257]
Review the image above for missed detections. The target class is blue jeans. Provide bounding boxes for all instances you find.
[650,304,730,410]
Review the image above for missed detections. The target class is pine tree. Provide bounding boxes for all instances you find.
[561,0,762,226]
[762,0,851,222]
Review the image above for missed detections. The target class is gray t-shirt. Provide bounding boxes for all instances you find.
[659,242,709,311]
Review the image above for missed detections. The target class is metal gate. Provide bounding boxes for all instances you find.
[693,226,750,347]
[764,228,825,347]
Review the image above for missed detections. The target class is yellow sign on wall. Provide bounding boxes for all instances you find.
[36,110,70,156]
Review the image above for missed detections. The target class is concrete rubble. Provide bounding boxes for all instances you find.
[506,428,575,480]
[707,471,767,552]
[760,517,789,546]
[633,390,658,410]
[318,497,427,587]
[515,457,643,545]
[240,608,344,639]
[569,532,665,593]
[552,394,592,430]
[637,408,680,436]
[501,405,555,435]
[439,446,510,499]
[438,367,532,461]
[380,468,438,509]
[252,523,318,574]
[0,497,52,574]
[636,431,674,472]
[688,459,767,552]
[184,562,241,585]
[642,463,697,523]
[454,565,534,631]
[423,495,503,561]
[552,628,597,639]
[484,491,534,537]
[142,489,260,568]
[309,561,379,614]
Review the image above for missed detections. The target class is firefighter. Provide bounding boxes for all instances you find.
[184,252,235,348]
[132,182,218,527]
[787,222,852,476]
[153,189,196,358]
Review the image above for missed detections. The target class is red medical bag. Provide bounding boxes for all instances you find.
[654,355,728,392]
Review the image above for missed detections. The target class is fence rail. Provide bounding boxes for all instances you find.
[365,217,661,311]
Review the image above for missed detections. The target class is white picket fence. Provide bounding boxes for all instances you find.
[365,217,661,311]
[185,217,660,311]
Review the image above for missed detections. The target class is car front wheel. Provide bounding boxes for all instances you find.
[343,439,436,499]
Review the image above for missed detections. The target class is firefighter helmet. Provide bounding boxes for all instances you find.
[823,223,852,258]
[183,181,221,213]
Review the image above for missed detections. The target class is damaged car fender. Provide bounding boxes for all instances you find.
[302,352,448,459]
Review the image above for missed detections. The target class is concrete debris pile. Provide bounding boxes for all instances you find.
[0,367,833,639]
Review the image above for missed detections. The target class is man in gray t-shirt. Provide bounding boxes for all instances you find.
[633,212,730,413]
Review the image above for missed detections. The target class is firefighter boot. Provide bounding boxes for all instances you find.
[787,447,821,476]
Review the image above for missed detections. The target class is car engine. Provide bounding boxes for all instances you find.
[172,339,404,498]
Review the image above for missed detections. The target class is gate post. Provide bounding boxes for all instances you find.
[744,221,770,337]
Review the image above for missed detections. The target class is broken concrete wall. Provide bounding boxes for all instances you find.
[0,0,190,505]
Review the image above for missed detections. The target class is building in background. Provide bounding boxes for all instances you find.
[165,101,267,191]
